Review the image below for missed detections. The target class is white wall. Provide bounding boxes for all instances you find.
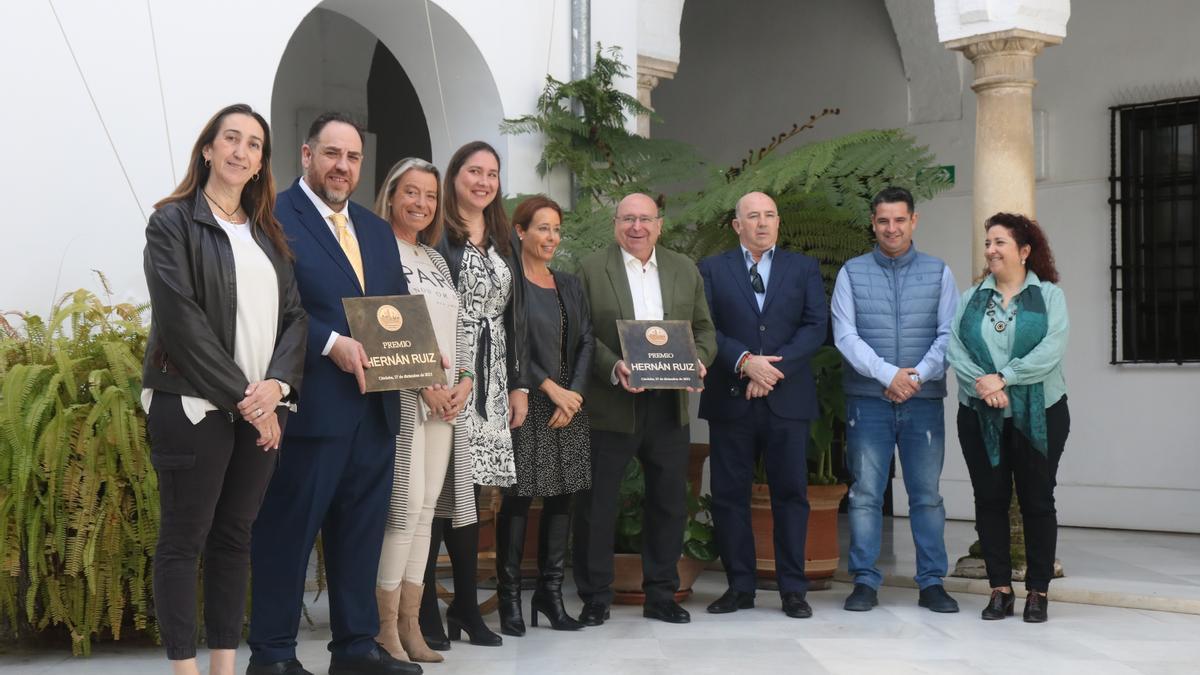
[0,0,641,318]
[656,0,1200,532]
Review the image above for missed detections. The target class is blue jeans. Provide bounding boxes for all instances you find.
[846,396,948,590]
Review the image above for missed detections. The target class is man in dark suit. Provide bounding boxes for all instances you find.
[572,193,716,626]
[698,191,828,619]
[247,113,418,675]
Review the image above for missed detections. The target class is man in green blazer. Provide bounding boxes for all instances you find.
[572,193,716,626]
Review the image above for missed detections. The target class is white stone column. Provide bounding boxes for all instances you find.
[946,29,1061,266]
[636,54,678,138]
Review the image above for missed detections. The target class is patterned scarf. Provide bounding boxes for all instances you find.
[959,280,1049,466]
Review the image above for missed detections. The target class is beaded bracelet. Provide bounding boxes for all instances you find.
[735,352,752,376]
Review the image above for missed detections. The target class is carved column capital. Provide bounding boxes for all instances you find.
[636,54,679,137]
[946,28,1061,93]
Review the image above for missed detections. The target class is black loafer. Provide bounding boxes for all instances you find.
[981,589,1015,620]
[1023,592,1048,623]
[707,588,755,614]
[843,583,879,612]
[578,601,610,626]
[328,644,422,674]
[643,599,691,624]
[245,658,313,675]
[918,585,960,613]
[781,592,813,619]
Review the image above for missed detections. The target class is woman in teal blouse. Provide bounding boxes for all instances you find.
[948,212,1069,624]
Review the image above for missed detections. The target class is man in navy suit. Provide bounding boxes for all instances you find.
[698,191,828,619]
[247,113,418,675]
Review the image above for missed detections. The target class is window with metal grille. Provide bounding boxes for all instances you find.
[1110,96,1200,364]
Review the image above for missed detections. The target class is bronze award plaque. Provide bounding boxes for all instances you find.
[342,295,446,392]
[616,319,702,389]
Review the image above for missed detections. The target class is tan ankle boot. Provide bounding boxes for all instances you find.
[375,585,409,661]
[399,581,443,662]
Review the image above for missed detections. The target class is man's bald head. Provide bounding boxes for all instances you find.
[732,191,780,258]
[614,193,662,263]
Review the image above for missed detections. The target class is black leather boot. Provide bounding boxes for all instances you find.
[495,511,528,636]
[443,520,502,646]
[529,513,584,631]
[418,518,450,651]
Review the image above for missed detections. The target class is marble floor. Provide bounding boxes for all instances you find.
[3,517,1199,675]
[853,517,1200,613]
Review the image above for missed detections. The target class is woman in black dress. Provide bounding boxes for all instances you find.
[495,195,593,635]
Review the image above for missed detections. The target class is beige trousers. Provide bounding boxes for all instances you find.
[378,418,453,588]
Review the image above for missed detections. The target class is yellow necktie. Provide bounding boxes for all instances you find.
[330,213,364,290]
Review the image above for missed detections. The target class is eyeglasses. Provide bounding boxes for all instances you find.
[617,215,661,226]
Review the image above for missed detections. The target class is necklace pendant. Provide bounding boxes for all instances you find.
[994,321,1007,333]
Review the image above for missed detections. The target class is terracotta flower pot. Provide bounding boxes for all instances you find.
[611,553,707,605]
[751,482,848,581]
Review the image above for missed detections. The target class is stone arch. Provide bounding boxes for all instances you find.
[270,0,507,199]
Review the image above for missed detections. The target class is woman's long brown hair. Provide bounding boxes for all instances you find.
[154,103,290,258]
[442,141,513,257]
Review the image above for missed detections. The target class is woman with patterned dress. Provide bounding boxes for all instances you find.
[495,196,593,637]
[948,212,1070,624]
[418,141,530,650]
[371,157,473,664]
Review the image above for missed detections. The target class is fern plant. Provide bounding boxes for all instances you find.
[0,275,155,655]
[501,44,704,269]
[675,127,952,292]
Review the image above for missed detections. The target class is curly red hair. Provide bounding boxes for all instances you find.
[983,212,1059,284]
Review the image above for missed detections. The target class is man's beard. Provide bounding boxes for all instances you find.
[309,170,353,208]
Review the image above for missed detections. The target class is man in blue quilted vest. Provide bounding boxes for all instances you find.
[831,186,960,613]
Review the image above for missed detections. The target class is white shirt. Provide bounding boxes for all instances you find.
[298,176,356,356]
[621,247,664,320]
[612,246,665,384]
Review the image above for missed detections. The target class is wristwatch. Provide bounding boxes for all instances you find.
[272,379,291,399]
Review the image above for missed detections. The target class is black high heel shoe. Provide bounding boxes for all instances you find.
[981,589,1015,620]
[446,602,503,646]
[1023,591,1048,623]
[529,513,583,631]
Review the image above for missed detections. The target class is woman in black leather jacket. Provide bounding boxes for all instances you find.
[495,195,593,636]
[141,103,306,675]
[418,141,530,651]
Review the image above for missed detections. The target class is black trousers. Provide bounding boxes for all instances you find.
[148,392,278,660]
[958,397,1070,592]
[709,399,810,594]
[573,392,689,606]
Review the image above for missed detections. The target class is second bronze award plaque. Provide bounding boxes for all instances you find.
[342,295,447,392]
[616,319,702,389]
